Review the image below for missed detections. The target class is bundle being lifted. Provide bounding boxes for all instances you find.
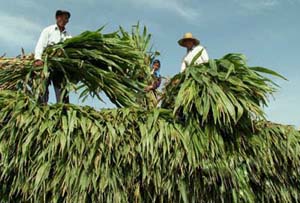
[162,53,287,131]
[0,24,155,107]
[1,24,300,203]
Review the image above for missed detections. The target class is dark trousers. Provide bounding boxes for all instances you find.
[39,74,69,104]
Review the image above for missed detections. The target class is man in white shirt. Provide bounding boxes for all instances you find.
[34,10,71,104]
[178,32,209,72]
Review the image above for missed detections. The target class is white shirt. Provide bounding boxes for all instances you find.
[180,45,209,72]
[34,24,71,60]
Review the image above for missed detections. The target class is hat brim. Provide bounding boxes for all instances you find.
[56,10,71,19]
[178,38,200,47]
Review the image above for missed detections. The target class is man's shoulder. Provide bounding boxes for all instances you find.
[42,24,56,32]
[194,45,205,51]
[190,45,206,56]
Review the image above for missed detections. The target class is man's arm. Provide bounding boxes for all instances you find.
[200,48,209,62]
[145,76,162,92]
[34,28,49,61]
[193,46,209,65]
[153,77,162,89]
[180,60,187,72]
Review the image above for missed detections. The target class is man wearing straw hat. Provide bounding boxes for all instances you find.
[178,32,209,72]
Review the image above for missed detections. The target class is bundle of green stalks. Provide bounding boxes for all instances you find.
[162,53,286,132]
[0,24,156,107]
[0,91,300,203]
[0,25,300,203]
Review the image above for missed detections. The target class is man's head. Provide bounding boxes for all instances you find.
[178,33,200,49]
[182,39,195,50]
[55,10,71,28]
[152,59,161,71]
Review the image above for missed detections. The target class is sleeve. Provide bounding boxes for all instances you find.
[201,48,209,62]
[34,28,49,60]
[180,60,186,73]
[151,77,161,90]
[194,46,209,65]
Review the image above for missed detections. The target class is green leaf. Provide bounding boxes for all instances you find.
[190,48,204,66]
[250,66,287,80]
[34,162,51,188]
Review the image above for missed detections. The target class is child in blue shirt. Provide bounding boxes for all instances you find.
[145,59,162,92]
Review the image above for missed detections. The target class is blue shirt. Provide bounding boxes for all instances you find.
[153,69,161,78]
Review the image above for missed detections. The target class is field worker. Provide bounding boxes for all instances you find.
[178,32,209,72]
[34,10,72,104]
[145,59,162,92]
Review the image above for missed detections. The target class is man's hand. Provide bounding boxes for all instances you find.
[34,60,44,67]
[145,85,154,92]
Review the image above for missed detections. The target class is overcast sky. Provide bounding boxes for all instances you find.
[0,0,299,126]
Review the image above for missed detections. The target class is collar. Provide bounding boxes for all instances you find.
[54,24,67,33]
[187,45,199,53]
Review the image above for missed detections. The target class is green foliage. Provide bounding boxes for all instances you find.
[0,24,156,107]
[0,91,299,203]
[0,25,299,203]
[162,53,285,132]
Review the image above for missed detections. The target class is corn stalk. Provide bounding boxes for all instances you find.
[0,25,299,203]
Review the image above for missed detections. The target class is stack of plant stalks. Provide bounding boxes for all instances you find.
[0,25,299,203]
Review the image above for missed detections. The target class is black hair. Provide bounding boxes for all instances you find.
[56,10,71,19]
[152,59,161,65]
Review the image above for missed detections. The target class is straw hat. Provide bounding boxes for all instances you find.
[178,32,200,47]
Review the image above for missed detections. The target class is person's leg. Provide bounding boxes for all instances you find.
[61,88,69,103]
[38,79,50,104]
[52,74,69,103]
[63,92,69,103]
